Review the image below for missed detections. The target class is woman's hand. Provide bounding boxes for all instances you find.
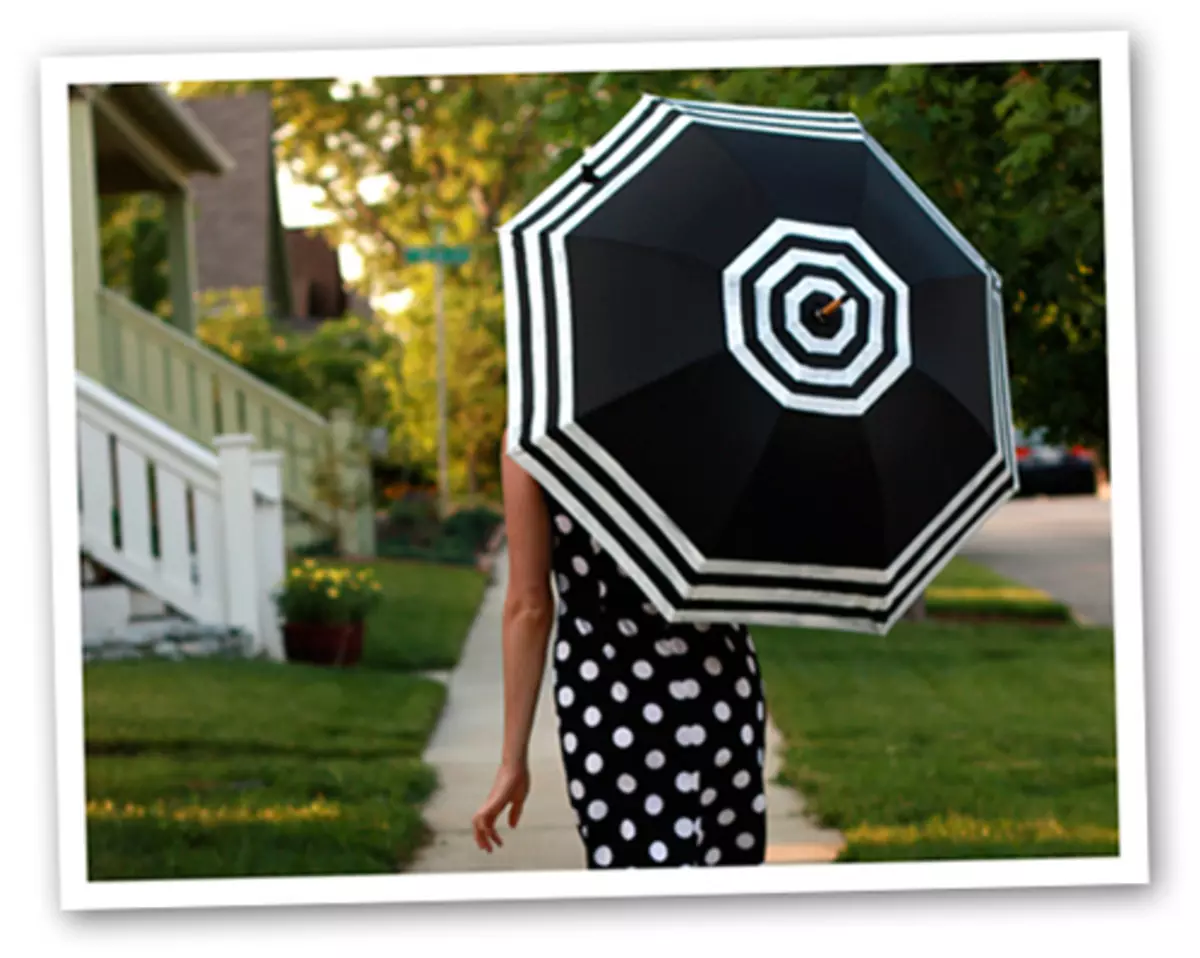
[472,762,530,853]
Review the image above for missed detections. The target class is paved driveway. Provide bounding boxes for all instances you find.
[959,495,1113,626]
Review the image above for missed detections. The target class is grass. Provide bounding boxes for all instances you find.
[349,558,489,671]
[753,619,1118,862]
[925,557,1074,623]
[83,658,446,880]
[83,557,490,881]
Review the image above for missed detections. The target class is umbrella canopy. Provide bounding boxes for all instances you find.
[499,94,1018,634]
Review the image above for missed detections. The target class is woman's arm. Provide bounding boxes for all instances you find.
[497,431,555,768]
[472,430,555,852]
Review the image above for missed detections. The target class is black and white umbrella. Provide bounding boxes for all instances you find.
[499,94,1018,634]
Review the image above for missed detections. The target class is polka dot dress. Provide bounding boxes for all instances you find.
[544,489,767,869]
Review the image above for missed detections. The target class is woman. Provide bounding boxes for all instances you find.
[471,431,768,868]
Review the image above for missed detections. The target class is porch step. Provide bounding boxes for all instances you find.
[83,619,251,663]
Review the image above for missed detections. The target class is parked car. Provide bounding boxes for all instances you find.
[1014,427,1098,497]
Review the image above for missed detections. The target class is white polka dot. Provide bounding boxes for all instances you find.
[757,748,764,767]
[572,556,589,576]
[695,622,711,632]
[725,637,736,651]
[735,677,752,698]
[715,748,732,767]
[642,602,659,616]
[747,655,757,675]
[556,574,570,593]
[555,514,574,533]
[632,660,654,680]
[584,706,602,728]
[736,832,755,850]
[713,701,731,722]
[587,799,608,821]
[756,700,764,721]
[618,774,638,794]
[611,681,629,702]
[645,749,665,770]
[589,536,602,554]
[741,724,754,745]
[654,639,674,657]
[705,847,721,865]
[675,771,697,793]
[618,619,638,636]
[649,840,668,862]
[675,726,692,746]
[574,618,594,636]
[704,657,723,676]
[616,564,629,578]
[594,845,613,866]
[620,819,637,840]
[700,787,717,806]
[642,702,663,724]
[613,726,634,748]
[558,598,568,616]
[669,681,688,701]
[674,817,695,839]
[752,794,767,813]
[563,732,578,754]
[558,686,575,708]
[733,770,751,789]
[692,725,707,746]
[718,809,736,826]
[603,643,616,659]
[585,752,603,774]
[556,641,570,661]
[570,780,586,800]
[671,638,689,655]
[579,660,599,681]
[685,679,701,699]
[645,794,664,816]
[598,581,608,598]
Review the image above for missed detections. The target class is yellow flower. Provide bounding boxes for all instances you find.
[328,588,340,599]
[371,581,382,591]
[303,558,317,569]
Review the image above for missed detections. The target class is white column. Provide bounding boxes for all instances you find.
[251,450,286,662]
[69,91,104,381]
[215,434,260,650]
[165,187,199,334]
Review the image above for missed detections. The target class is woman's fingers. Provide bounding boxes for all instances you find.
[508,794,525,828]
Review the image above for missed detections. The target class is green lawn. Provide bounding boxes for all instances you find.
[334,559,489,671]
[83,558,489,881]
[926,557,1074,622]
[753,619,1118,862]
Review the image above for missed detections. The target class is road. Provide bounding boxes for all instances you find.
[958,495,1113,626]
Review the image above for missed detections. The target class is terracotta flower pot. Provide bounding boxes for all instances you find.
[283,621,365,667]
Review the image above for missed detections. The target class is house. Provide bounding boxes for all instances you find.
[68,83,376,659]
[183,90,374,331]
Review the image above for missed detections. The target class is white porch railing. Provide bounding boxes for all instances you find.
[76,372,286,659]
[93,287,376,556]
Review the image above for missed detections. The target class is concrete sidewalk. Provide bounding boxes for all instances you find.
[408,548,844,873]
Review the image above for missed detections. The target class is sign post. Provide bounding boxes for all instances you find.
[404,232,471,519]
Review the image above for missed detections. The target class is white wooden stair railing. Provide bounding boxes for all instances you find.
[76,371,286,659]
[94,286,376,556]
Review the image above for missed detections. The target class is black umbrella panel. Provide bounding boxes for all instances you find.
[499,94,1018,635]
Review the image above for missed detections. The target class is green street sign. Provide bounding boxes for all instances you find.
[404,245,471,265]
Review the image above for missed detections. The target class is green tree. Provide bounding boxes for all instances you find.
[98,193,170,318]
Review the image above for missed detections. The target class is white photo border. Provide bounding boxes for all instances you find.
[41,29,1145,912]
